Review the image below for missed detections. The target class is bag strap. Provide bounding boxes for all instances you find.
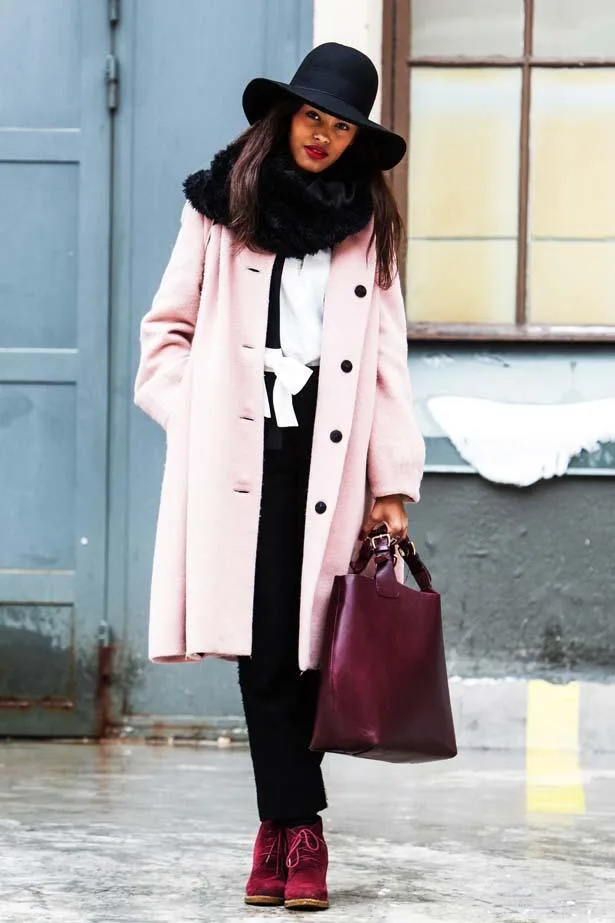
[351,531,390,574]
[396,537,435,593]
[351,530,435,593]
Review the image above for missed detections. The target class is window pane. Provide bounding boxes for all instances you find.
[409,69,521,237]
[529,242,615,325]
[530,70,615,238]
[407,240,517,324]
[534,0,615,58]
[411,0,524,57]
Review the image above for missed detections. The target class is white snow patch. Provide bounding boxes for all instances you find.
[427,395,615,486]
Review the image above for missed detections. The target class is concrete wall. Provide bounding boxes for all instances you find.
[412,473,614,681]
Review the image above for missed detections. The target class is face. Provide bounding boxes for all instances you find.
[289,103,359,173]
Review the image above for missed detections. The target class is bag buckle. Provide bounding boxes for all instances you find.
[369,532,394,550]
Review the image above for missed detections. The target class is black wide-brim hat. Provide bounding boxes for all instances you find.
[242,42,407,171]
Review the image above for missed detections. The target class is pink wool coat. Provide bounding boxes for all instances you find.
[134,202,425,670]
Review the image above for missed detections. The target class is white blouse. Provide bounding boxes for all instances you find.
[263,249,332,427]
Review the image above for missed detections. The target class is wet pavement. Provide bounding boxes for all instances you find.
[1,742,613,922]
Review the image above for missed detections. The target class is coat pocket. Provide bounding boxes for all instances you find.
[163,355,193,433]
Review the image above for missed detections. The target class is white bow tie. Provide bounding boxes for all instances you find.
[263,347,314,427]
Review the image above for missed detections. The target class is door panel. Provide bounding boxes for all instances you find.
[111,0,312,733]
[0,1,111,734]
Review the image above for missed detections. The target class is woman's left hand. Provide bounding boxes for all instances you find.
[359,494,408,542]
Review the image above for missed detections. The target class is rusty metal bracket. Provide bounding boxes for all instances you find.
[95,622,116,738]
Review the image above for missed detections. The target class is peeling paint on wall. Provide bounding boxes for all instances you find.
[0,606,74,702]
[0,605,72,648]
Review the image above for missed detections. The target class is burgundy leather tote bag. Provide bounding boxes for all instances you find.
[310,529,457,763]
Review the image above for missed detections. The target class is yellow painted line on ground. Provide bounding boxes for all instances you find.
[526,680,586,815]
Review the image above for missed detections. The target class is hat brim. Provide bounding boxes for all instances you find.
[242,78,407,171]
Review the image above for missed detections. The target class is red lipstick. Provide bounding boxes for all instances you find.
[305,145,328,161]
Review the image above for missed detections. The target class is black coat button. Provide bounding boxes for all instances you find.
[341,360,353,373]
[315,501,327,514]
[355,284,367,298]
[330,430,343,443]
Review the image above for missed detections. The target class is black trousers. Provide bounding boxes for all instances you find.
[238,369,327,823]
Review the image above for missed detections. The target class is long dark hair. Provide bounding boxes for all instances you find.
[228,101,405,290]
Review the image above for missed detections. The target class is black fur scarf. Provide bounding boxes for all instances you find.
[183,142,374,259]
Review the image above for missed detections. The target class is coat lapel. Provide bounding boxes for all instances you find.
[299,223,376,662]
[235,245,276,349]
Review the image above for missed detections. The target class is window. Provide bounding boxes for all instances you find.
[383,0,615,340]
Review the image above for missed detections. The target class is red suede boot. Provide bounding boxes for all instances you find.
[284,819,329,911]
[244,820,287,906]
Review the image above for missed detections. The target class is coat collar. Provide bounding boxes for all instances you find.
[235,219,375,277]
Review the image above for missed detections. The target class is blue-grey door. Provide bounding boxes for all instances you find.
[0,2,111,734]
[108,0,313,736]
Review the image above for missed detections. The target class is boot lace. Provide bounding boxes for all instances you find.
[258,827,286,877]
[286,827,322,869]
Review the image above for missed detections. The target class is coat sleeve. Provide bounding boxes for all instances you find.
[134,202,210,429]
[367,271,426,503]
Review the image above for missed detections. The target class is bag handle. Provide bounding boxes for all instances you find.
[351,527,435,593]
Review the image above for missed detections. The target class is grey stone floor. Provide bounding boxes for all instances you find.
[1,742,614,922]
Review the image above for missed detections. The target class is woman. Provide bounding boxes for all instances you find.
[134,42,425,911]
